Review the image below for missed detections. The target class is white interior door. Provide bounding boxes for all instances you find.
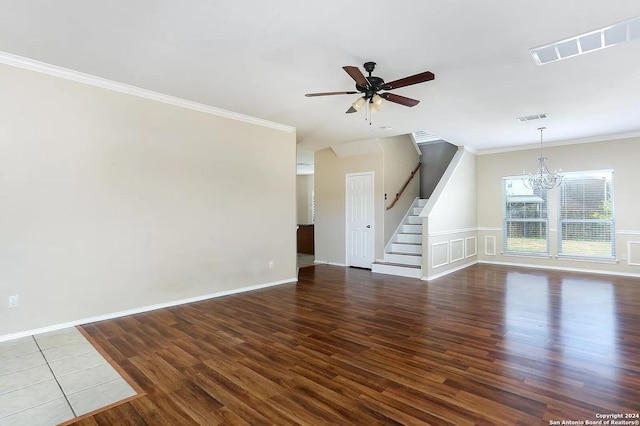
[346,172,375,268]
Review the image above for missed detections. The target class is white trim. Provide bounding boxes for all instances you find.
[313,260,347,267]
[479,260,640,279]
[485,236,497,256]
[477,131,640,155]
[465,236,478,258]
[428,227,476,237]
[0,50,295,134]
[501,252,552,259]
[478,227,567,234]
[409,135,422,156]
[422,260,478,281]
[0,277,297,343]
[628,241,640,266]
[617,230,640,235]
[555,255,618,264]
[450,238,465,263]
[431,241,450,268]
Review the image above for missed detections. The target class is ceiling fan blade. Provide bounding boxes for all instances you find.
[382,71,435,90]
[305,91,359,97]
[346,106,357,114]
[342,66,369,87]
[381,92,420,107]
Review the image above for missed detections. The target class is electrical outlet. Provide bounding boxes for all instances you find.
[8,295,19,308]
[268,260,274,269]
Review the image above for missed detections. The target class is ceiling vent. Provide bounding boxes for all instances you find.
[411,131,442,144]
[517,113,548,122]
[530,15,640,65]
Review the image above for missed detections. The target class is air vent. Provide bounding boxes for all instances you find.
[530,15,640,65]
[516,113,548,122]
[411,131,442,144]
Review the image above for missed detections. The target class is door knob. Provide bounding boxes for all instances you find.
[366,225,371,228]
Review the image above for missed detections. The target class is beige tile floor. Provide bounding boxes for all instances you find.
[0,327,136,425]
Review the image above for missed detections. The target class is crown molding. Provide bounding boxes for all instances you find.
[476,131,640,155]
[0,50,295,134]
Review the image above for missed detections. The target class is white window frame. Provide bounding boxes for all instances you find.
[557,170,615,260]
[502,176,549,256]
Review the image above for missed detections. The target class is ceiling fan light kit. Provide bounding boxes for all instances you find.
[305,61,435,123]
[352,96,366,111]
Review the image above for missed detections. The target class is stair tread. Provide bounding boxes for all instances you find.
[387,252,422,257]
[373,262,421,269]
[392,242,422,246]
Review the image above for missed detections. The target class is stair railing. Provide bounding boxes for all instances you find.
[386,162,422,210]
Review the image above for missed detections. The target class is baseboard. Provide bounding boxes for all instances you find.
[479,260,640,278]
[313,260,347,267]
[0,277,297,343]
[422,260,478,281]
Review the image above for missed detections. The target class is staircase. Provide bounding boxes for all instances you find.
[372,198,426,278]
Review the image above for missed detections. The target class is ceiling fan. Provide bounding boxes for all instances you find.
[305,61,435,114]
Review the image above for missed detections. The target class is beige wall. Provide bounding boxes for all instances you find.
[0,63,296,337]
[296,174,313,224]
[477,136,640,275]
[380,135,421,246]
[421,148,478,279]
[314,146,384,265]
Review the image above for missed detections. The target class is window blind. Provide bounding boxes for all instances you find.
[503,177,549,254]
[558,170,615,259]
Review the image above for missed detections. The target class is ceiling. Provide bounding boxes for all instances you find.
[1,0,640,152]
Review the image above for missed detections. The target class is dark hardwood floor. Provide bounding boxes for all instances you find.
[70,264,640,425]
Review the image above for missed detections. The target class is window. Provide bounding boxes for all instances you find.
[503,177,549,255]
[558,170,615,259]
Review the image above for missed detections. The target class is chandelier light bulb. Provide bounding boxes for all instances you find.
[352,97,366,111]
[371,94,384,107]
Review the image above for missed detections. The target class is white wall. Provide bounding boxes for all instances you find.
[421,148,478,279]
[0,63,297,337]
[477,136,640,276]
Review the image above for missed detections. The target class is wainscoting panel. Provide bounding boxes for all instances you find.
[465,236,477,258]
[485,236,496,256]
[628,241,640,266]
[450,239,464,263]
[432,241,450,268]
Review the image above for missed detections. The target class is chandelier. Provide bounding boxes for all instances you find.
[523,127,562,190]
